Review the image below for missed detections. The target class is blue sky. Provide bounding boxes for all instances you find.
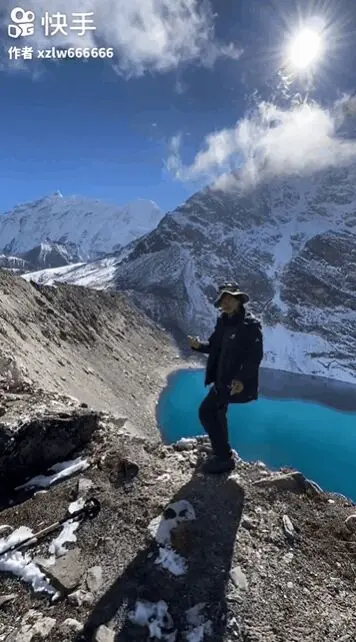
[1,0,356,214]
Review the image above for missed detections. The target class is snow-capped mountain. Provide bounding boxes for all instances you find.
[24,165,356,384]
[0,192,163,260]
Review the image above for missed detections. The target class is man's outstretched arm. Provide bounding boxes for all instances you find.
[188,322,219,354]
[190,339,211,354]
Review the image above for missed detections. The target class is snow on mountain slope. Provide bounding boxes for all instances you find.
[24,166,356,383]
[0,192,163,260]
[23,257,117,289]
[0,241,83,274]
[0,254,28,272]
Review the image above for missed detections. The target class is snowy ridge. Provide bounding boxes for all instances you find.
[0,241,83,273]
[0,254,27,272]
[21,241,83,270]
[23,165,356,383]
[0,193,163,260]
[23,257,117,289]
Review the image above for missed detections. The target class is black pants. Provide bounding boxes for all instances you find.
[198,385,232,459]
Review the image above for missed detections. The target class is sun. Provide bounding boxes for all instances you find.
[288,28,322,69]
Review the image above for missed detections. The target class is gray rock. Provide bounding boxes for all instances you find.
[62,618,84,633]
[68,589,95,606]
[175,438,197,452]
[282,515,296,542]
[95,625,116,642]
[230,566,249,590]
[11,610,56,641]
[77,476,94,497]
[86,565,103,593]
[241,515,257,531]
[253,471,306,493]
[0,593,17,608]
[37,548,83,593]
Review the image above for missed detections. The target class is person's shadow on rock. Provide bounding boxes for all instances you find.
[75,468,244,641]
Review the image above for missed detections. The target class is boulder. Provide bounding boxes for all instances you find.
[37,548,83,593]
[253,471,307,493]
[174,438,197,452]
[0,409,99,488]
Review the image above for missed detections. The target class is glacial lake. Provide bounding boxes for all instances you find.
[157,368,356,501]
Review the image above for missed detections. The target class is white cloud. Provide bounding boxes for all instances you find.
[167,96,356,186]
[165,134,184,176]
[2,0,242,76]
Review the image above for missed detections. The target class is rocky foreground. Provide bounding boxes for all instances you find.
[0,385,356,642]
[0,271,356,641]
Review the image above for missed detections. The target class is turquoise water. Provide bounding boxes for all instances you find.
[158,369,356,501]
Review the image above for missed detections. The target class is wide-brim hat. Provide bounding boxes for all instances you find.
[214,282,250,308]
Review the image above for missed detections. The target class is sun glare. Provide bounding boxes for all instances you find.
[289,28,322,69]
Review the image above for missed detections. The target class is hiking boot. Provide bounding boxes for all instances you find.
[201,454,236,475]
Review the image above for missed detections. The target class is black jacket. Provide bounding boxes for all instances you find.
[192,309,263,402]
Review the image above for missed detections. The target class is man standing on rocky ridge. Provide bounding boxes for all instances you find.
[188,282,263,474]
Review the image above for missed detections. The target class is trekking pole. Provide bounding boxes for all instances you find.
[0,497,101,557]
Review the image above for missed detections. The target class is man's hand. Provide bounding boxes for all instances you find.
[188,335,201,350]
[230,380,244,395]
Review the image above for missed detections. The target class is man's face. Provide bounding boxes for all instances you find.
[220,293,241,314]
